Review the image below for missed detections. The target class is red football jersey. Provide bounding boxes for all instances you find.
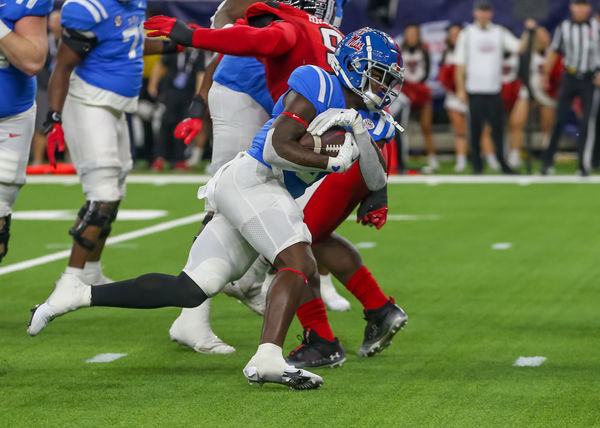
[244,2,344,101]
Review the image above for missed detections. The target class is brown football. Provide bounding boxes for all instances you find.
[299,126,346,157]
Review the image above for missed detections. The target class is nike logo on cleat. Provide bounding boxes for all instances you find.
[9,133,21,138]
[331,166,340,172]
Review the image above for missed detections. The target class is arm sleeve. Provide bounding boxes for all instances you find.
[454,29,467,66]
[502,27,521,54]
[191,21,297,58]
[551,23,563,53]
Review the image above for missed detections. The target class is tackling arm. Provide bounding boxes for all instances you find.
[0,15,48,76]
[144,16,297,58]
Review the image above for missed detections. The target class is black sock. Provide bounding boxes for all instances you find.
[91,271,207,308]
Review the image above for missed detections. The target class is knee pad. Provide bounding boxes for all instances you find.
[98,201,120,239]
[69,201,119,250]
[0,214,11,261]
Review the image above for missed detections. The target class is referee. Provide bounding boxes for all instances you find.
[541,0,600,176]
[455,0,536,174]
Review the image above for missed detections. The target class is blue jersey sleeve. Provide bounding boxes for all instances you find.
[287,65,338,115]
[61,0,108,31]
[1,0,52,22]
[27,0,53,16]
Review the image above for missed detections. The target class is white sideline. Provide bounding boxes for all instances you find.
[24,174,600,185]
[0,213,205,277]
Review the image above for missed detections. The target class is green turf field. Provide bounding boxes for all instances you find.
[1,180,599,427]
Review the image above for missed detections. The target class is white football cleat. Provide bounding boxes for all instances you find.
[243,343,323,390]
[320,274,350,312]
[169,305,235,354]
[27,273,91,336]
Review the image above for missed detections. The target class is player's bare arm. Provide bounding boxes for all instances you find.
[268,91,327,169]
[0,15,48,76]
[47,40,83,113]
[142,37,181,56]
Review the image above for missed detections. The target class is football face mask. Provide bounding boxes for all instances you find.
[332,28,405,111]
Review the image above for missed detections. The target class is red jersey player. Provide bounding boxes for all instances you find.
[144,1,343,101]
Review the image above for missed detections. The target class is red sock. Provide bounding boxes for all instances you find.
[345,266,389,311]
[296,298,335,341]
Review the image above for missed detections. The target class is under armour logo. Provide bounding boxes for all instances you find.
[330,352,340,360]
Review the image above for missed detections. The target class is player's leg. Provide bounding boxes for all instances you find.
[0,105,36,263]
[169,83,271,353]
[210,154,322,388]
[313,233,407,357]
[56,100,124,285]
[27,213,257,335]
[420,101,438,172]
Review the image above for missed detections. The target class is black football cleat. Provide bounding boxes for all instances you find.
[358,297,407,357]
[286,328,346,368]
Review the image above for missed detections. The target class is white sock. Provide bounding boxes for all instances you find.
[65,266,84,278]
[83,261,101,273]
[187,146,203,166]
[254,343,285,366]
[427,154,439,168]
[486,154,500,170]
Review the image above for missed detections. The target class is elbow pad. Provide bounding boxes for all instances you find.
[62,28,98,58]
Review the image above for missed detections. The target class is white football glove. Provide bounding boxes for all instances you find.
[326,132,359,173]
[308,108,365,136]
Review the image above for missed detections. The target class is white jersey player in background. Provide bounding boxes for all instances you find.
[0,0,52,263]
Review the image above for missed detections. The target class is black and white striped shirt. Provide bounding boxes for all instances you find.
[551,19,600,74]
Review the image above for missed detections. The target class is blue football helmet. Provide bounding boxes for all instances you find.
[331,28,404,111]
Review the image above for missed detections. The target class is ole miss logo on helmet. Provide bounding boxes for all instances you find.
[346,34,365,51]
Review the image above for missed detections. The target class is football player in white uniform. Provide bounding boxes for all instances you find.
[0,0,52,263]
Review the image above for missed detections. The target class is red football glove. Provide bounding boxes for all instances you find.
[357,206,388,230]
[46,124,65,168]
[174,118,202,145]
[144,15,177,38]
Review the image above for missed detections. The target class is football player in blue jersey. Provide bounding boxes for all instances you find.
[28,28,404,391]
[40,0,181,286]
[0,0,53,263]
[168,0,352,355]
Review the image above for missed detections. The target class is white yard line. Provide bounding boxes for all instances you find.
[0,213,205,277]
[24,174,600,185]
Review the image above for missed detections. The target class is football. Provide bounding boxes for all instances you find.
[299,126,347,157]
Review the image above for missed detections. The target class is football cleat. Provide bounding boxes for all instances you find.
[286,328,346,368]
[169,311,235,354]
[243,364,323,390]
[27,273,91,336]
[357,297,407,357]
[320,274,351,312]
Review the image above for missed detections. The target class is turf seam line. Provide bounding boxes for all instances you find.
[0,213,206,276]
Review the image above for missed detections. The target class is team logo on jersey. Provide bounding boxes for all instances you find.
[362,118,375,130]
[114,15,123,27]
